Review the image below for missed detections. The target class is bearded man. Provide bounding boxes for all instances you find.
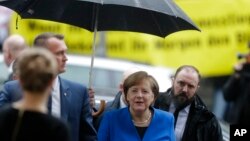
[154,65,222,141]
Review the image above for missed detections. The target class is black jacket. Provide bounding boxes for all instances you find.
[222,63,250,124]
[154,89,223,141]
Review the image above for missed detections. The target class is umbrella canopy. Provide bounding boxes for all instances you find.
[0,0,199,37]
[0,0,200,116]
[0,0,200,88]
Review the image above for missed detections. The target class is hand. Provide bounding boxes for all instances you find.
[88,88,95,109]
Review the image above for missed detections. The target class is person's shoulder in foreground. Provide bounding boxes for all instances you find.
[0,105,71,141]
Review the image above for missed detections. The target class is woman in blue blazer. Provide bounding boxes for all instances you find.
[98,71,175,141]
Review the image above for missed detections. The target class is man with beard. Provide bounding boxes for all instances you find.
[154,65,222,141]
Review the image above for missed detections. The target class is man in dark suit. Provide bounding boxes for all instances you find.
[0,33,97,141]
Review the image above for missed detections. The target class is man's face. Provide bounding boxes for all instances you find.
[172,68,200,106]
[46,37,68,74]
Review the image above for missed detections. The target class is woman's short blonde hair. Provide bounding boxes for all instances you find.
[16,48,57,93]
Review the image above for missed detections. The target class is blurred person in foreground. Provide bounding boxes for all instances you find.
[98,71,176,141]
[0,48,70,141]
[2,34,27,82]
[154,65,222,141]
[222,47,250,125]
[0,32,97,141]
[93,67,140,130]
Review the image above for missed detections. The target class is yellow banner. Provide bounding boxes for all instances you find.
[10,15,95,55]
[8,0,250,77]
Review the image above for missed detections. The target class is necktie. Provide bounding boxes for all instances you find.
[173,104,187,128]
[174,108,181,128]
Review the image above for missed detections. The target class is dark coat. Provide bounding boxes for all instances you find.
[154,89,223,141]
[105,91,123,110]
[222,63,250,124]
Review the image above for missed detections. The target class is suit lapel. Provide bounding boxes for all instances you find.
[59,77,71,121]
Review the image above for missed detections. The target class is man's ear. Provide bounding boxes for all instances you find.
[6,52,12,65]
[195,85,200,94]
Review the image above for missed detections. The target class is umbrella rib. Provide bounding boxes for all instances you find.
[134,0,141,7]
[164,0,178,17]
[150,12,164,37]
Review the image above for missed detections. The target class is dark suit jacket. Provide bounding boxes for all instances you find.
[0,77,97,141]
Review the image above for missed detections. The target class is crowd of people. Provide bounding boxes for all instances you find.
[0,32,227,141]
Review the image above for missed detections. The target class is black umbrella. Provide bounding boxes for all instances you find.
[0,0,199,37]
[0,0,199,95]
[0,0,200,117]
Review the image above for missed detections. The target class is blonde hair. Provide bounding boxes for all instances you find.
[16,48,57,93]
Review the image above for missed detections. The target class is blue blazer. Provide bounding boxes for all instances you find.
[98,107,176,141]
[0,77,97,141]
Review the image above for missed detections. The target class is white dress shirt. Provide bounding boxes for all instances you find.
[51,76,61,118]
[169,102,191,141]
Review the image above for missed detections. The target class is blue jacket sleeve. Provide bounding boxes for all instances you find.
[0,84,11,107]
[0,81,22,107]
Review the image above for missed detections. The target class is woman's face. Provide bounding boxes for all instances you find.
[126,79,154,113]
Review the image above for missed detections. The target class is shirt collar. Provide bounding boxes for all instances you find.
[52,76,59,91]
[170,102,191,113]
[8,60,14,73]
